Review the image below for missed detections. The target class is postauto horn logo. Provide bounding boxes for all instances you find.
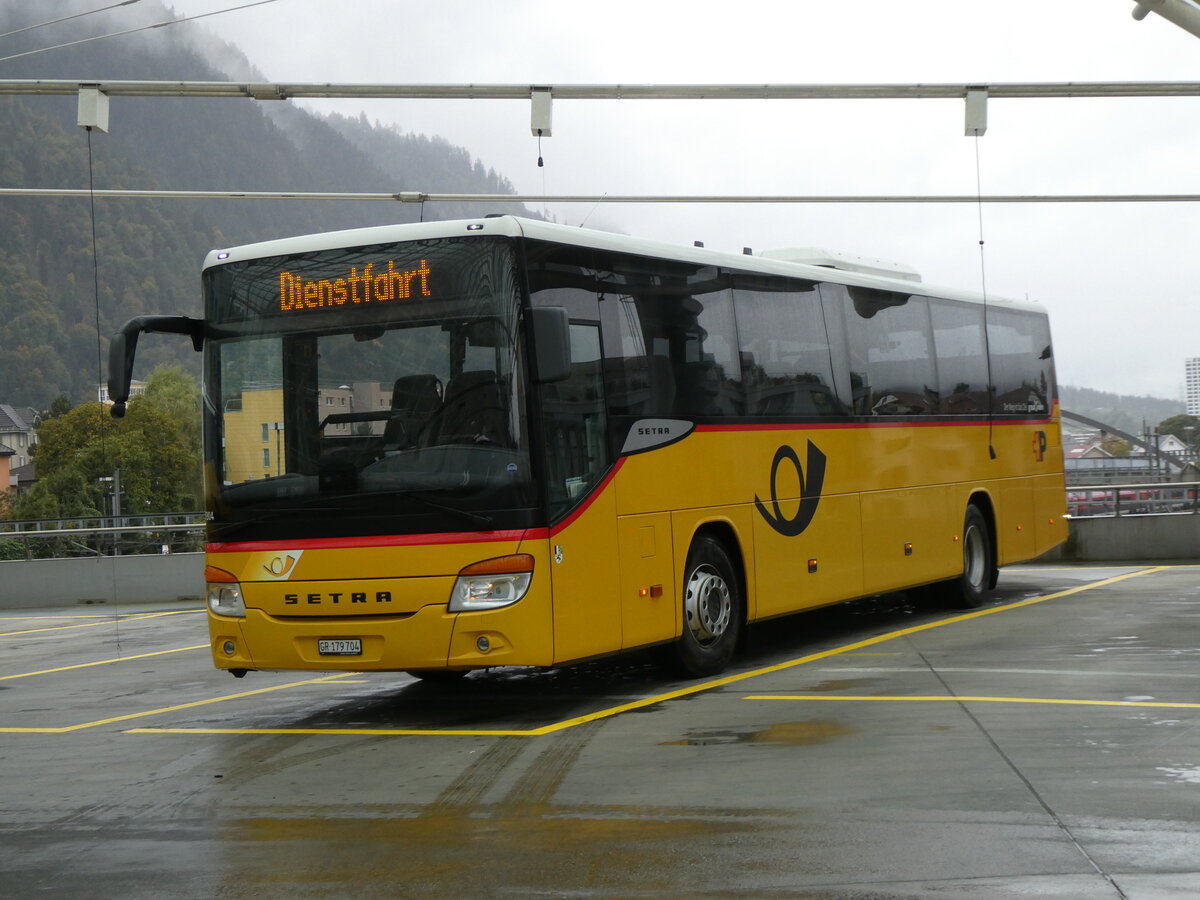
[754,442,826,537]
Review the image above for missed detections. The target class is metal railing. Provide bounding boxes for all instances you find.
[0,514,206,560]
[1066,482,1200,518]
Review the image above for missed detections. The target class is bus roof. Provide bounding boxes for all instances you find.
[202,215,1046,315]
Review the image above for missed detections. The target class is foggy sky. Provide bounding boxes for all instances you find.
[35,1,1200,398]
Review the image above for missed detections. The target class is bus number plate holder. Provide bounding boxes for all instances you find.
[318,638,362,656]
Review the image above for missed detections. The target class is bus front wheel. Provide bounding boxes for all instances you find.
[664,534,743,677]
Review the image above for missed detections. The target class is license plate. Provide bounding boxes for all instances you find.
[318,638,362,656]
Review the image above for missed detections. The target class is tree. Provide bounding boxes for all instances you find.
[1099,435,1132,458]
[44,394,73,420]
[8,366,202,520]
[1157,414,1200,446]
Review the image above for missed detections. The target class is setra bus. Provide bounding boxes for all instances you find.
[108,215,1067,679]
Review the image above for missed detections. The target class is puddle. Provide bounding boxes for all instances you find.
[660,720,856,747]
[1157,766,1200,784]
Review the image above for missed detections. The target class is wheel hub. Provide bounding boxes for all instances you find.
[685,565,732,646]
[964,525,986,589]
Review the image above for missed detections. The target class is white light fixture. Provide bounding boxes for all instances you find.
[965,88,987,137]
[77,86,109,133]
[531,87,553,136]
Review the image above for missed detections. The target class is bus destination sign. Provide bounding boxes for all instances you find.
[278,259,431,312]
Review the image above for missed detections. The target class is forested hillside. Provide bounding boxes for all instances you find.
[1058,385,1184,436]
[0,1,528,410]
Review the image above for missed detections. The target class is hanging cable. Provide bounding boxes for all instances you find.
[85,125,123,656]
[0,0,282,63]
[0,0,143,40]
[973,133,997,461]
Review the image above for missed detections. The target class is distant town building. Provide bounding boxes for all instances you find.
[97,380,146,405]
[1187,357,1200,416]
[0,404,39,470]
[220,382,392,483]
[0,443,13,493]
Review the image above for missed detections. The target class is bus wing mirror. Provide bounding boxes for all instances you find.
[530,306,571,384]
[108,315,204,418]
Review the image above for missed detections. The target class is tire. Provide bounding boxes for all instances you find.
[943,505,995,609]
[664,534,743,677]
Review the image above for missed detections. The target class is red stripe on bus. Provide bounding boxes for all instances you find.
[208,527,549,554]
[549,457,626,536]
[693,418,1054,433]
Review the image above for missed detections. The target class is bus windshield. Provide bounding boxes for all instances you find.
[202,236,534,540]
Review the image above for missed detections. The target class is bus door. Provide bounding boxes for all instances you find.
[528,250,623,663]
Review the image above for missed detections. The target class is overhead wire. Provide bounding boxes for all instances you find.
[0,0,144,40]
[0,0,283,64]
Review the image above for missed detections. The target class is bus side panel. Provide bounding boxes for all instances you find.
[549,487,623,665]
[860,486,957,596]
[991,477,1036,566]
[987,420,1063,564]
[1033,474,1070,556]
[617,512,678,650]
[750,492,863,620]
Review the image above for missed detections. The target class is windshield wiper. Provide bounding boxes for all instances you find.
[405,491,494,527]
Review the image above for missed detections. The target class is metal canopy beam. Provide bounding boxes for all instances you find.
[0,79,1199,100]
[3,188,1200,204]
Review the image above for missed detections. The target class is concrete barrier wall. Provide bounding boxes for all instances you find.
[0,553,204,610]
[1,515,1195,610]
[1038,515,1200,563]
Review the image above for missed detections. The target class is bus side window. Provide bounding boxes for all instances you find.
[673,286,742,418]
[988,307,1054,416]
[930,298,988,415]
[844,289,938,417]
[540,323,609,516]
[524,240,612,514]
[733,277,839,418]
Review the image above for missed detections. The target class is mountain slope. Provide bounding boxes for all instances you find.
[0,1,529,409]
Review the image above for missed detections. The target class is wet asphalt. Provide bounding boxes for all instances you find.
[2,563,1198,899]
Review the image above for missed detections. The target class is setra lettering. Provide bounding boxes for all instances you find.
[282,590,394,604]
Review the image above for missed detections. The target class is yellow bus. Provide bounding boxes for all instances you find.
[108,216,1066,679]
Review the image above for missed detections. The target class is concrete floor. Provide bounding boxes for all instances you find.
[2,563,1198,899]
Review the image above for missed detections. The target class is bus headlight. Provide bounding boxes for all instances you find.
[449,554,533,612]
[205,565,246,618]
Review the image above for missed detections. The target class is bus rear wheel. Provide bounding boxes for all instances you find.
[663,534,743,678]
[931,505,995,609]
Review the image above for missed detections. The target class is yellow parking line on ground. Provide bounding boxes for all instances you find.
[0,673,362,734]
[0,609,201,638]
[124,571,1171,739]
[0,644,209,681]
[130,726,543,736]
[745,694,1200,710]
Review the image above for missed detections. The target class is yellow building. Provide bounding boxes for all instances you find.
[222,383,387,483]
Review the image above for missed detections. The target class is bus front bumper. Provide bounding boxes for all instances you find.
[207,601,552,673]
